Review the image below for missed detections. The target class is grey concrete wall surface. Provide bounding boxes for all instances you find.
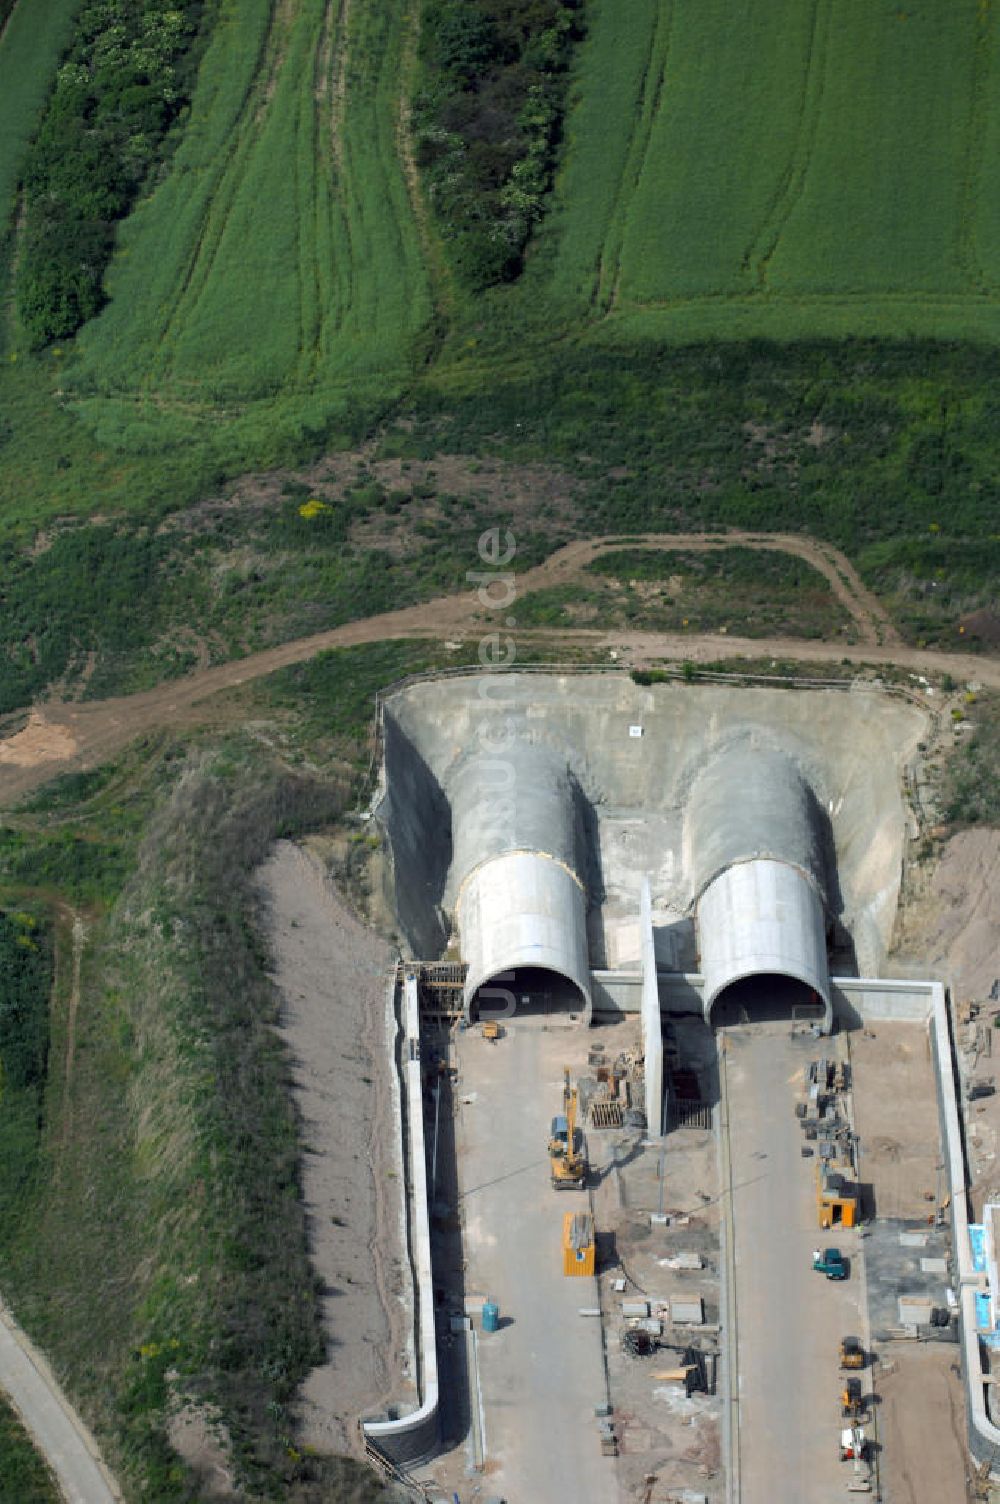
[376,714,451,958]
[458,850,591,1011]
[445,740,583,904]
[589,970,706,1018]
[684,740,827,899]
[697,858,831,1023]
[363,975,439,1466]
[640,878,664,1135]
[832,976,937,1025]
[380,672,926,977]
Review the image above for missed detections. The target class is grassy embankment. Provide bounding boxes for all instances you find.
[517,546,852,639]
[0,646,447,1499]
[0,1394,60,1503]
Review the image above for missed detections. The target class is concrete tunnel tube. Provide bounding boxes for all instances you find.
[685,741,833,1030]
[445,740,592,1021]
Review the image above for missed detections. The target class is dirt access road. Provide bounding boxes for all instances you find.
[1,529,995,807]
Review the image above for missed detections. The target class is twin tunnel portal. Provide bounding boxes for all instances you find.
[450,737,833,1037]
[368,677,930,1493]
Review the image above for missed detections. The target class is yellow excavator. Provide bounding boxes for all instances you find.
[549,1067,586,1189]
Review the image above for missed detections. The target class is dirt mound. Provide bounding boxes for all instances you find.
[893,828,1000,1001]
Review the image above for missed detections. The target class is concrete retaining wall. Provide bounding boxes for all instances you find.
[832,976,937,1025]
[838,975,1000,1477]
[590,970,705,1019]
[640,880,664,1136]
[363,974,439,1466]
[926,983,1000,1475]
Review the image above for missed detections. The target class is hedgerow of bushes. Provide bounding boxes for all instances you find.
[0,911,51,1225]
[17,0,216,346]
[414,0,583,285]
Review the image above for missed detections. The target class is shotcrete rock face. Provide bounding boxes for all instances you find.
[448,739,579,883]
[686,740,832,1026]
[686,742,826,898]
[446,740,591,1016]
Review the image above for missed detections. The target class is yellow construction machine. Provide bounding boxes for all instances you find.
[549,1067,587,1189]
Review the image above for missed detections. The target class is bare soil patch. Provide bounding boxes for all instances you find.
[0,710,78,768]
[166,1403,236,1499]
[255,840,406,1456]
[893,828,1000,1004]
[874,1345,971,1504]
[849,1024,940,1221]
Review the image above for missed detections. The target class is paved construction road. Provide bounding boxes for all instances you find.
[0,1298,119,1503]
[721,1024,866,1503]
[453,1016,617,1504]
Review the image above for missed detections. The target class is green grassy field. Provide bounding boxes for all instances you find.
[69,0,431,407]
[0,1394,59,1503]
[539,0,1000,341]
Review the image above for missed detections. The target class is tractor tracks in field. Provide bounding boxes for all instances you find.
[324,0,350,179]
[154,0,293,366]
[742,0,832,289]
[593,0,674,317]
[396,0,453,340]
[956,0,998,295]
[0,528,993,807]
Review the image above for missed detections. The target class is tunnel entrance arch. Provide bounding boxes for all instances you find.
[696,858,833,1033]
[708,973,827,1029]
[469,965,590,1024]
[686,742,835,1036]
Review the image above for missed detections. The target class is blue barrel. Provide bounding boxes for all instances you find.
[482,1300,499,1333]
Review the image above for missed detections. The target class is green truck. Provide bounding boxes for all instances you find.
[812,1247,848,1280]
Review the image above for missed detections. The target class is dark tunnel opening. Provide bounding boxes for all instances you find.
[709,973,827,1028]
[469,965,588,1022]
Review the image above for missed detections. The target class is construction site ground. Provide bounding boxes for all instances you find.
[396,999,975,1504]
[417,1009,618,1504]
[953,992,1000,1216]
[849,1024,943,1222]
[722,1023,867,1504]
[848,1021,969,1502]
[874,1345,971,1504]
[594,1015,723,1504]
[413,1009,723,1504]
